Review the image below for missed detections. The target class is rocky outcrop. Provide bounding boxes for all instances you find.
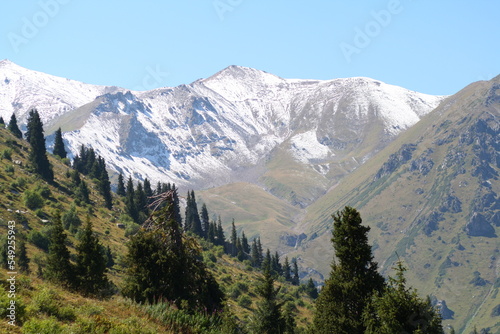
[465,213,496,237]
[374,144,416,180]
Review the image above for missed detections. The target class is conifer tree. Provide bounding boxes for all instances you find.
[75,217,109,296]
[7,113,22,139]
[96,156,112,209]
[123,191,224,312]
[216,216,225,248]
[249,269,286,334]
[313,206,385,334]
[283,256,291,282]
[18,240,30,274]
[272,251,283,276]
[363,260,444,334]
[262,249,272,273]
[26,109,53,181]
[0,116,4,126]
[200,203,210,238]
[241,231,250,254]
[117,173,126,196]
[184,190,202,236]
[143,178,153,204]
[125,176,139,222]
[291,258,300,286]
[45,212,74,286]
[306,278,318,299]
[230,219,238,256]
[105,245,115,268]
[52,127,67,159]
[257,237,264,264]
[134,181,147,218]
[76,180,90,204]
[251,239,261,267]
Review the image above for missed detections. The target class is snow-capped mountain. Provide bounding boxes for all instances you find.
[0,60,445,198]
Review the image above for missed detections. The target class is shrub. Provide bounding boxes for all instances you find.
[23,189,44,210]
[237,294,252,308]
[5,164,14,175]
[1,148,12,160]
[21,317,64,334]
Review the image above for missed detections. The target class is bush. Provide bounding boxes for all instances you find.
[27,288,76,321]
[1,148,12,160]
[28,227,53,251]
[0,292,26,325]
[5,164,14,175]
[237,294,252,308]
[62,205,81,232]
[21,317,64,334]
[23,189,45,210]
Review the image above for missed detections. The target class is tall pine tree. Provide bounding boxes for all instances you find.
[7,113,22,139]
[26,109,53,181]
[44,212,74,286]
[75,217,110,296]
[117,172,126,196]
[249,269,287,334]
[52,127,67,159]
[313,206,385,334]
[363,261,443,334]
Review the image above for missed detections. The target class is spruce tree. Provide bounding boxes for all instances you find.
[283,256,291,282]
[117,173,126,196]
[26,109,53,181]
[249,269,286,334]
[143,178,153,205]
[123,191,224,312]
[125,176,139,222]
[45,212,74,286]
[52,127,67,159]
[0,116,4,126]
[363,261,444,334]
[262,249,272,273]
[75,217,109,296]
[241,231,250,254]
[216,216,225,248]
[184,190,202,236]
[230,219,238,256]
[18,240,30,274]
[7,113,22,139]
[251,239,261,267]
[313,206,385,334]
[200,203,210,238]
[96,156,112,209]
[291,258,300,286]
[306,278,318,299]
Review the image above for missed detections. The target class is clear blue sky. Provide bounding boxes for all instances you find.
[1,1,499,95]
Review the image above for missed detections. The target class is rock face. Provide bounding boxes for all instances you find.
[466,213,496,237]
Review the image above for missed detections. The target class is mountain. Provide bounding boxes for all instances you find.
[296,75,500,332]
[0,60,121,125]
[0,61,443,197]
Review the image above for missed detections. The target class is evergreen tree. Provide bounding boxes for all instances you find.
[26,109,53,181]
[105,245,115,268]
[18,240,30,274]
[45,212,74,286]
[306,278,318,299]
[96,156,112,209]
[216,216,225,248]
[208,220,217,244]
[143,178,153,205]
[241,231,250,254]
[125,176,139,223]
[249,269,286,334]
[257,237,264,264]
[52,127,67,159]
[184,190,203,236]
[0,116,4,126]
[313,206,385,334]
[123,192,224,312]
[230,219,238,256]
[251,239,261,267]
[364,260,444,334]
[272,251,283,276]
[76,180,90,204]
[291,258,300,286]
[200,203,210,238]
[283,256,291,282]
[7,113,22,139]
[116,173,126,196]
[75,217,109,296]
[262,249,272,273]
[134,181,147,218]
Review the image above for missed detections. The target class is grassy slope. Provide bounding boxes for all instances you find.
[0,127,314,333]
[301,79,500,332]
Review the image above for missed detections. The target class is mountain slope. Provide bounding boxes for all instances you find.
[299,76,500,332]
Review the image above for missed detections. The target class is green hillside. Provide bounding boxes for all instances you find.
[0,125,316,333]
[301,77,500,333]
